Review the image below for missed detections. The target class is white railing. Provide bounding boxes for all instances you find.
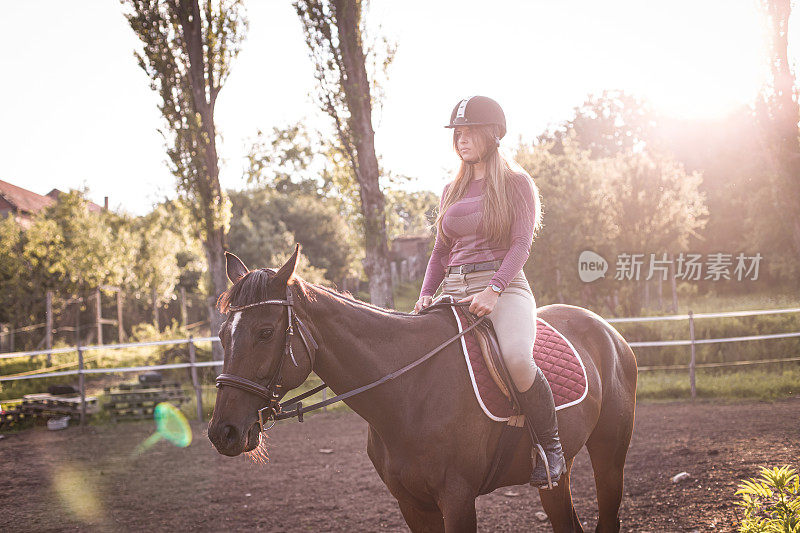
[607,306,800,398]
[0,336,221,426]
[1,307,799,409]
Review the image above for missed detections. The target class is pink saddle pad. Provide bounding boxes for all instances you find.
[453,308,588,422]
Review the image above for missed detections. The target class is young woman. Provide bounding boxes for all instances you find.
[413,96,566,488]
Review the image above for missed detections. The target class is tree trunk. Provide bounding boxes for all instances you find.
[657,276,663,310]
[333,0,394,309]
[178,0,228,359]
[669,255,679,313]
[204,227,227,360]
[762,0,800,260]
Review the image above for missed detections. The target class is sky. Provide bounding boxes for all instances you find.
[0,0,792,215]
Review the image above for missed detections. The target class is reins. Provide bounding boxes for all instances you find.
[215,289,483,433]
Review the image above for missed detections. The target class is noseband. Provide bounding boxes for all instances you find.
[215,286,319,431]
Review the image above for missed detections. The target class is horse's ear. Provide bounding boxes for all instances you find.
[225,252,249,284]
[273,244,301,288]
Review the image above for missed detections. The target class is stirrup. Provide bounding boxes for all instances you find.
[531,443,559,490]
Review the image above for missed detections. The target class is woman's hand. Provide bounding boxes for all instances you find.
[458,287,499,317]
[413,295,433,314]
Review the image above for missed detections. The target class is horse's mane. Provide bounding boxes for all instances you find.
[217,268,415,318]
[217,268,275,313]
[310,282,414,317]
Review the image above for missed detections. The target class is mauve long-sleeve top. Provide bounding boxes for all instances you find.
[419,173,537,297]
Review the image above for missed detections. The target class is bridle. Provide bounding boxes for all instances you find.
[215,287,485,434]
[215,286,319,432]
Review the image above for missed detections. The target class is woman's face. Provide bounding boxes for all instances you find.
[454,126,484,163]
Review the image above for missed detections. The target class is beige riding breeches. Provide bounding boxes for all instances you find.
[440,269,538,392]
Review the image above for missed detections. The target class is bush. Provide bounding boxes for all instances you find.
[736,465,800,532]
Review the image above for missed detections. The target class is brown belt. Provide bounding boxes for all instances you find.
[447,260,503,275]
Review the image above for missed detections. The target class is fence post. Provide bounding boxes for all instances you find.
[95,288,103,345]
[688,309,696,400]
[117,290,125,342]
[152,288,160,331]
[322,387,327,412]
[46,291,53,366]
[188,336,203,426]
[78,344,86,426]
[180,287,188,328]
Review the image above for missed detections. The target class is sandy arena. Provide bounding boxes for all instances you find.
[3,399,799,532]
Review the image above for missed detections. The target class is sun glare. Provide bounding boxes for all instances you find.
[635,1,769,119]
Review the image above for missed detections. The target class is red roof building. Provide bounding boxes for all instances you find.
[0,179,105,228]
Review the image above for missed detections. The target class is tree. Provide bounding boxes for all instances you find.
[539,90,659,159]
[0,191,136,346]
[515,135,610,307]
[295,0,396,308]
[240,123,363,285]
[383,188,439,240]
[122,0,248,359]
[516,130,708,316]
[754,0,800,275]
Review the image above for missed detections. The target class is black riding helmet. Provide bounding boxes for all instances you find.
[445,96,507,139]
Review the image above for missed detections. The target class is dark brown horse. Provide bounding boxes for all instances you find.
[208,247,637,532]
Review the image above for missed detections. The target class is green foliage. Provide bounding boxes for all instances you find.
[0,190,206,349]
[383,188,438,240]
[121,0,247,242]
[0,192,131,325]
[228,186,356,284]
[293,0,395,164]
[736,466,800,532]
[237,123,437,285]
[515,134,609,306]
[238,123,363,281]
[516,127,708,315]
[245,124,328,194]
[539,90,658,159]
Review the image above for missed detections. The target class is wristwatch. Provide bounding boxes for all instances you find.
[489,284,503,295]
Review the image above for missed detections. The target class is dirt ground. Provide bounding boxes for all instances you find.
[2,399,799,532]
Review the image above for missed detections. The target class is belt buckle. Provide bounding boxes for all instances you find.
[461,264,474,274]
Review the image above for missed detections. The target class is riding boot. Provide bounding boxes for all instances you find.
[517,367,567,489]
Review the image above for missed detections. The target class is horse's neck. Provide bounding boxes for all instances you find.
[298,284,456,431]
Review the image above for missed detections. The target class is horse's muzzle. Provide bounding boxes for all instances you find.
[208,421,260,456]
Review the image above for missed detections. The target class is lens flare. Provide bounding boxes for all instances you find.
[133,402,192,455]
[52,465,103,523]
[154,402,192,447]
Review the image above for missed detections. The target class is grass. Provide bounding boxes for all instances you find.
[637,364,800,401]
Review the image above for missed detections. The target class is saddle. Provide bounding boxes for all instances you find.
[433,295,589,494]
[453,303,522,421]
[439,295,588,421]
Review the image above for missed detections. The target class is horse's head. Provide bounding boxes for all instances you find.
[208,245,316,457]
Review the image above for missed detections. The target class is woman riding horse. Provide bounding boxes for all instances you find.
[413,95,566,488]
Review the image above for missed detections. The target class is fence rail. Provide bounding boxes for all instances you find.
[1,306,799,413]
[605,306,800,322]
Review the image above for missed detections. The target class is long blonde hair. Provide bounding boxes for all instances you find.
[435,125,542,248]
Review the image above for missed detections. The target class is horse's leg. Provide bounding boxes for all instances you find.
[586,429,630,533]
[437,493,477,533]
[538,458,584,533]
[397,498,445,533]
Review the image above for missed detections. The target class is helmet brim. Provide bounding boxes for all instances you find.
[444,121,497,129]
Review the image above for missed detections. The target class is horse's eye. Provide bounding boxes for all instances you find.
[257,328,274,342]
